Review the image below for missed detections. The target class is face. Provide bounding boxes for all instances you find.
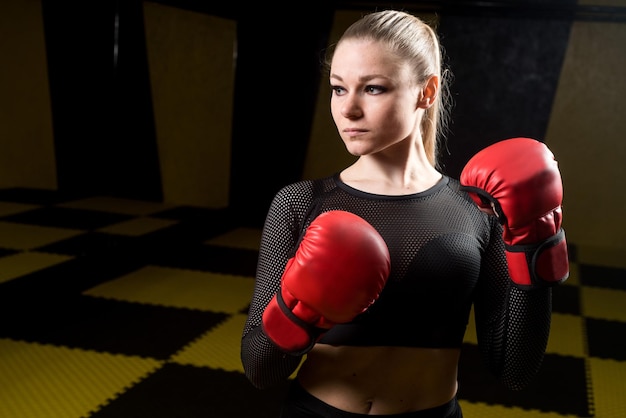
[330,39,422,157]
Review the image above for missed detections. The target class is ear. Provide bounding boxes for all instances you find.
[417,75,439,109]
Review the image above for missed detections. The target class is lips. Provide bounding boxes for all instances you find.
[343,128,367,134]
[343,129,367,138]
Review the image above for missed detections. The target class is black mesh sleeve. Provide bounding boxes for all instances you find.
[473,217,553,390]
[240,181,315,389]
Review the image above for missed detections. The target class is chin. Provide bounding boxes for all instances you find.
[345,148,365,157]
[343,144,367,157]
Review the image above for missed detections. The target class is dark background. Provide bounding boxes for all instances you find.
[5,0,624,255]
[39,0,624,224]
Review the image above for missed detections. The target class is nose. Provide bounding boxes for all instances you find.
[340,93,363,119]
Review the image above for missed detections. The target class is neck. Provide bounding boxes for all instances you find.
[340,157,442,195]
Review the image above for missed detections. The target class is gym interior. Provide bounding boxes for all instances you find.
[1,1,625,417]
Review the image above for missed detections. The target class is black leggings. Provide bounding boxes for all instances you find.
[279,380,463,418]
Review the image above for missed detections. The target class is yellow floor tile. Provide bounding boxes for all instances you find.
[0,338,162,418]
[0,252,73,284]
[0,221,82,251]
[588,358,626,418]
[577,244,626,270]
[546,313,586,358]
[459,401,580,418]
[0,201,39,217]
[83,265,254,313]
[172,313,247,372]
[97,217,179,236]
[204,227,262,251]
[463,306,478,345]
[581,286,626,322]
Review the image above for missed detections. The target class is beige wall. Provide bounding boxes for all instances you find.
[0,0,57,190]
[545,19,626,265]
[0,1,236,208]
[302,10,361,181]
[143,3,235,208]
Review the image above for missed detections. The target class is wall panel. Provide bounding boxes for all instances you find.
[545,19,626,261]
[143,3,235,208]
[303,10,361,180]
[0,0,56,190]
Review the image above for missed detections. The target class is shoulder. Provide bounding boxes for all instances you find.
[444,176,480,206]
[443,175,463,194]
[442,175,501,231]
[269,175,337,216]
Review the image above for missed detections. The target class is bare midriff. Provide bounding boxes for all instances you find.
[296,344,460,415]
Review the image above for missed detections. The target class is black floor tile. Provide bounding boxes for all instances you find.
[36,231,140,257]
[90,364,289,418]
[1,206,133,230]
[458,344,590,416]
[0,187,86,205]
[0,255,144,298]
[586,317,626,361]
[0,295,229,359]
[552,283,581,315]
[580,264,626,290]
[0,247,20,258]
[148,244,259,277]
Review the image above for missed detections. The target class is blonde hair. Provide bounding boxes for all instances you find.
[328,9,452,168]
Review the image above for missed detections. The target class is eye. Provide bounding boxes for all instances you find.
[331,85,347,96]
[365,85,386,94]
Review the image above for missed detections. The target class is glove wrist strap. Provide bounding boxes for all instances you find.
[505,228,569,289]
[261,291,325,356]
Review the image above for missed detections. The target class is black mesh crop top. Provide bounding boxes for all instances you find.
[241,174,553,391]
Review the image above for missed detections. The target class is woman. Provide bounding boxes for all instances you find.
[241,9,564,418]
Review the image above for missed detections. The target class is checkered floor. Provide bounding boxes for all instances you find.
[0,188,624,418]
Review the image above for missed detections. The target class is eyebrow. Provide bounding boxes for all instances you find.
[330,73,389,83]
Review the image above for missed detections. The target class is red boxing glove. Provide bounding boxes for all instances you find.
[262,210,391,354]
[460,137,569,289]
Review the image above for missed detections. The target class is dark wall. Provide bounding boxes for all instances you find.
[41,0,334,226]
[229,4,335,226]
[437,13,572,178]
[42,0,162,201]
